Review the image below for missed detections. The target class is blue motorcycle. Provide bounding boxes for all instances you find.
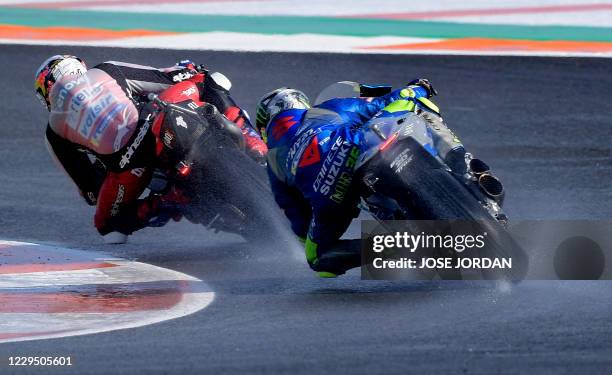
[317,82,528,281]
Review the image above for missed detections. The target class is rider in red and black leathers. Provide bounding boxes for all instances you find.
[41,58,267,239]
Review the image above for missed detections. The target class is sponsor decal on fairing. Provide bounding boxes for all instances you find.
[175,116,188,129]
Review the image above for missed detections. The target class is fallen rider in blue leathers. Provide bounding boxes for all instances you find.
[255,79,465,278]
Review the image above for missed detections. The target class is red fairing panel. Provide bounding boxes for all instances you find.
[48,68,140,155]
[152,80,206,153]
[158,80,202,103]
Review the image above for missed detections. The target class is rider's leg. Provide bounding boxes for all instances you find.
[304,197,362,278]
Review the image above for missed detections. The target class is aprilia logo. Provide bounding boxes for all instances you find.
[172,72,193,82]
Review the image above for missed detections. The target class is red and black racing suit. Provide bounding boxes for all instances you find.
[45,61,267,236]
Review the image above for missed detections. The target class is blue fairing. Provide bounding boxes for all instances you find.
[424,127,438,156]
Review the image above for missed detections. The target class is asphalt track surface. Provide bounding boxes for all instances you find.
[1,45,611,374]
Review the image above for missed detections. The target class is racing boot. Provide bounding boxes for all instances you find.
[306,239,362,278]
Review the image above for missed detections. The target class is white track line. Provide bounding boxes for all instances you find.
[0,240,215,344]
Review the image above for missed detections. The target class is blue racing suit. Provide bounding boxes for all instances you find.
[265,85,430,277]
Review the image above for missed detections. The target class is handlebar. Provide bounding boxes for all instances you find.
[147,93,198,117]
[148,93,245,150]
[148,93,167,109]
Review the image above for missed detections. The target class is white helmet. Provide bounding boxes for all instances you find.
[255,88,310,138]
[34,55,87,109]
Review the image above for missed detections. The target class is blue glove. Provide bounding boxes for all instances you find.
[176,59,196,70]
[146,200,184,228]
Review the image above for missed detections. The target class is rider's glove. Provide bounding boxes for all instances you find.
[176,59,209,74]
[167,59,202,83]
[407,78,438,97]
[176,59,197,70]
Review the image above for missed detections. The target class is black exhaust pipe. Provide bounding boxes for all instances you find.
[469,158,490,176]
[478,173,504,205]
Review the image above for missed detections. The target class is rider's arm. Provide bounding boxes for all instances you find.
[315,85,429,126]
[96,61,266,157]
[45,125,105,206]
[94,60,217,97]
[268,169,311,239]
[93,61,186,99]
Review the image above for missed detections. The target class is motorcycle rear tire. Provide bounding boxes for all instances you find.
[361,138,528,281]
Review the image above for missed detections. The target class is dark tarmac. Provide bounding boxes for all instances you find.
[0,45,611,374]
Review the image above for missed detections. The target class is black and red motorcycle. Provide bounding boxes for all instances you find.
[143,80,283,242]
